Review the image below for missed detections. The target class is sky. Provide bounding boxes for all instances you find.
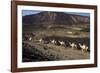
[22,10,90,16]
[22,10,41,16]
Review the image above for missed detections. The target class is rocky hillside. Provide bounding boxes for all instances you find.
[22,11,90,25]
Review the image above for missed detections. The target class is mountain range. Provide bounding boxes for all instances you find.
[22,11,90,25]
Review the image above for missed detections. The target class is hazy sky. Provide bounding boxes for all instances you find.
[22,10,41,16]
[22,10,90,16]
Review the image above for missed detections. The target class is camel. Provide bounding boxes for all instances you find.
[58,41,65,46]
[79,43,88,53]
[50,40,56,45]
[69,42,77,49]
[28,37,32,41]
[39,38,43,43]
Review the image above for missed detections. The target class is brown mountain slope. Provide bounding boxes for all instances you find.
[22,11,90,25]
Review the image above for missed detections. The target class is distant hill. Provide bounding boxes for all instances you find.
[22,11,90,25]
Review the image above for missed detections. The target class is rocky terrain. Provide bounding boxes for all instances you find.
[22,11,90,62]
[22,41,89,62]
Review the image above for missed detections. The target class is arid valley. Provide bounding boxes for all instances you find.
[22,11,90,62]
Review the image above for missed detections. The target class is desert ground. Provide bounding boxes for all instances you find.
[22,24,90,62]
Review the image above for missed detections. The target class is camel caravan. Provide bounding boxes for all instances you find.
[37,38,89,54]
[23,33,89,54]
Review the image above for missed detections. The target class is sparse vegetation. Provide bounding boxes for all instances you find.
[22,11,90,62]
[22,24,90,62]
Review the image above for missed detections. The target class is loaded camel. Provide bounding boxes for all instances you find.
[69,42,77,49]
[39,38,43,43]
[79,43,88,53]
[58,41,65,46]
[50,39,57,45]
[28,37,32,41]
